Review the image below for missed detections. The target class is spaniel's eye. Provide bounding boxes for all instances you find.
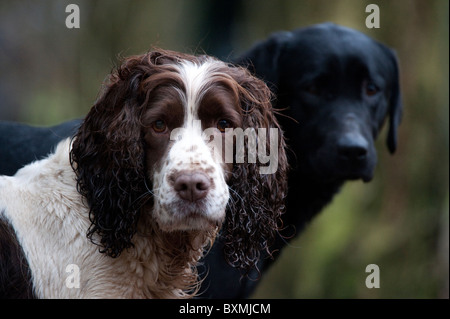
[217,119,232,133]
[152,120,167,133]
[365,81,379,96]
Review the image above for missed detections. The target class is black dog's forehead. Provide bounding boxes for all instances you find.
[283,23,393,82]
[290,23,380,54]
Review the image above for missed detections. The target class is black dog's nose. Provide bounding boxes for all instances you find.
[337,134,369,161]
[174,173,211,202]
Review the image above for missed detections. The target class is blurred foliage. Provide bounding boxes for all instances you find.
[0,0,448,298]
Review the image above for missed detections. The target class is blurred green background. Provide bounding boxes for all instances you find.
[0,0,448,298]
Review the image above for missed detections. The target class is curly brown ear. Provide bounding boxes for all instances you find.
[70,55,152,258]
[223,66,288,273]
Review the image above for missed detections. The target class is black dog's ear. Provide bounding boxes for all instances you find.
[385,48,403,154]
[234,31,291,93]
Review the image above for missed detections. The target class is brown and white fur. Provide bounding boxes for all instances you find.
[0,49,288,298]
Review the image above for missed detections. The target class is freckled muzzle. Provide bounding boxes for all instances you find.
[152,130,229,232]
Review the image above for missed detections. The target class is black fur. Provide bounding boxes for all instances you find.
[0,120,81,176]
[0,217,34,298]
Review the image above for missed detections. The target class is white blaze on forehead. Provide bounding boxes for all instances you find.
[176,59,219,131]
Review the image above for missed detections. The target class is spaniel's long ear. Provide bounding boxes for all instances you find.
[223,66,289,273]
[70,55,152,258]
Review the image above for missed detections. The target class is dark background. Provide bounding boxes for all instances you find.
[0,0,448,298]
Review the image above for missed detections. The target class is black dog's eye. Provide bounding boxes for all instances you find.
[152,120,167,133]
[306,84,320,96]
[364,81,379,96]
[217,119,232,133]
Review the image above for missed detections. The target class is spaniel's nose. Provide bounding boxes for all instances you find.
[174,173,211,202]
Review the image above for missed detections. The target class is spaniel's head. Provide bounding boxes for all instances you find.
[70,49,288,272]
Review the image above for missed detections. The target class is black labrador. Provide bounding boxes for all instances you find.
[238,22,402,235]
[0,23,402,298]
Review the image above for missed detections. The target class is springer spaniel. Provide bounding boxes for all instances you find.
[0,49,288,298]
